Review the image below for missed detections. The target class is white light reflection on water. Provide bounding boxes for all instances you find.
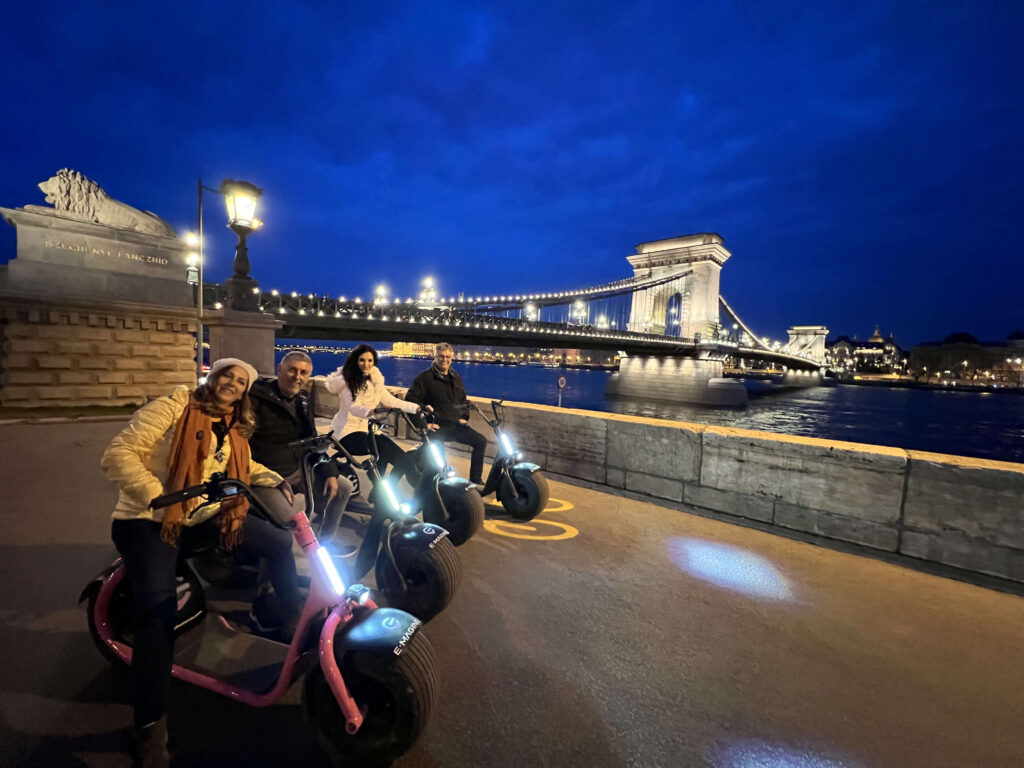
[712,739,865,768]
[668,538,793,602]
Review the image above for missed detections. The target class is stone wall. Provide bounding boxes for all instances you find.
[1,297,197,407]
[313,380,1024,584]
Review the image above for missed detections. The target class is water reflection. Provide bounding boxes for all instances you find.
[668,538,793,602]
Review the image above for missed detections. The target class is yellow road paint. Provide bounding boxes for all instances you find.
[483,518,579,540]
[541,497,574,513]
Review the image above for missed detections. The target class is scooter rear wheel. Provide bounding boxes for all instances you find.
[303,631,438,767]
[375,535,461,622]
[422,484,484,546]
[497,471,550,520]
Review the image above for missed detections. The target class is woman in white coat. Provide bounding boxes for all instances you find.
[325,344,421,488]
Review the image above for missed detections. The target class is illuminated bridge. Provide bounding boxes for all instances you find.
[207,233,826,405]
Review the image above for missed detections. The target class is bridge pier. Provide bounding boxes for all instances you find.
[782,369,825,387]
[609,355,748,407]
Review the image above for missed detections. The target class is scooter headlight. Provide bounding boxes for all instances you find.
[499,432,516,456]
[428,441,445,471]
[345,584,372,605]
[399,502,414,516]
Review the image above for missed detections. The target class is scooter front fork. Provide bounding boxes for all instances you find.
[482,460,517,499]
[320,605,366,735]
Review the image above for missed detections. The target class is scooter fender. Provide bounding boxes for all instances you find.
[78,557,123,603]
[336,607,424,657]
[511,462,541,476]
[393,520,450,551]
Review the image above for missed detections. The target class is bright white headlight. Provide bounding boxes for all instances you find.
[428,441,445,470]
[499,432,515,455]
[315,546,346,597]
[381,478,400,510]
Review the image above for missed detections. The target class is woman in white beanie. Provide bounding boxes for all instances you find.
[100,358,292,766]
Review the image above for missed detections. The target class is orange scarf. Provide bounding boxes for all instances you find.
[160,395,252,549]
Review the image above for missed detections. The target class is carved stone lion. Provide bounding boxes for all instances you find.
[25,168,176,238]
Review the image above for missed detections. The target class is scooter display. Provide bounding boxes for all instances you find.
[400,410,484,547]
[79,447,439,767]
[470,400,549,520]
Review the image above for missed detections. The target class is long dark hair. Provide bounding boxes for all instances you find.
[341,344,378,399]
[192,379,256,438]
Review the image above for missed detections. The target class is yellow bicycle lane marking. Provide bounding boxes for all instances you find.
[483,497,579,540]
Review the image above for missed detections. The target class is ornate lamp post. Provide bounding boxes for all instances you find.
[221,179,264,311]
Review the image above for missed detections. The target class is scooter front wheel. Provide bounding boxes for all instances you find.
[497,471,550,520]
[375,536,461,622]
[303,631,438,766]
[422,484,484,546]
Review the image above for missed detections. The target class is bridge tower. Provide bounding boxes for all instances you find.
[614,233,747,406]
[786,326,829,365]
[626,233,730,338]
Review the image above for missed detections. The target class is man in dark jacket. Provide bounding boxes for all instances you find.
[249,351,354,630]
[405,342,488,484]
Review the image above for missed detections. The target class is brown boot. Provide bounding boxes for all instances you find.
[133,715,171,767]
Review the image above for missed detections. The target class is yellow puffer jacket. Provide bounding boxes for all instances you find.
[101,386,283,525]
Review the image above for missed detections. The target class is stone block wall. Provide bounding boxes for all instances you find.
[0,298,198,407]
[313,379,1024,584]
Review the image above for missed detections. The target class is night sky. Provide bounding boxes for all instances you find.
[2,1,1021,346]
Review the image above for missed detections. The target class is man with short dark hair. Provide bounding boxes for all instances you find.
[405,343,488,485]
[248,350,354,630]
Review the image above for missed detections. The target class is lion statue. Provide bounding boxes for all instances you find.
[25,169,176,238]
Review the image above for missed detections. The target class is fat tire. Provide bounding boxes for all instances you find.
[422,486,484,546]
[303,631,438,767]
[374,535,461,622]
[497,472,550,521]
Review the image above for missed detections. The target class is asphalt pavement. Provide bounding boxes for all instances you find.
[1,417,1023,767]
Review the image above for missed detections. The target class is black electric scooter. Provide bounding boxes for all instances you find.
[470,400,549,520]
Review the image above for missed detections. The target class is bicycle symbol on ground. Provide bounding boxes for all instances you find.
[483,497,579,541]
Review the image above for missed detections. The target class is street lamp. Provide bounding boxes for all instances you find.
[220,179,264,311]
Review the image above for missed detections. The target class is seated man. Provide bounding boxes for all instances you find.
[248,350,355,631]
[405,342,488,485]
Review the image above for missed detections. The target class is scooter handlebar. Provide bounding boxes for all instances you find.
[150,475,291,530]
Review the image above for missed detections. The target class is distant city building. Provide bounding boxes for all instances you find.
[909,331,1024,385]
[826,326,907,375]
[391,340,618,367]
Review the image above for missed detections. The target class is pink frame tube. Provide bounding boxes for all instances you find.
[92,510,365,730]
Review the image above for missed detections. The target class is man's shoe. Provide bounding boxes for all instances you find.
[132,716,170,768]
[249,588,284,633]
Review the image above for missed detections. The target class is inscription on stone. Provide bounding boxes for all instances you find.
[43,239,171,266]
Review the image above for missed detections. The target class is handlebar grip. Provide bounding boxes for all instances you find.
[151,483,210,510]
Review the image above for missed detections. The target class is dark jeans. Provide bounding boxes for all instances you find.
[340,432,414,486]
[111,514,299,727]
[437,423,488,483]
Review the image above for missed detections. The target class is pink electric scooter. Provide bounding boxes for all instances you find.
[79,432,439,767]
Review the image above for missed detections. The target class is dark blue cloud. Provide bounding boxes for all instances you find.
[1,0,1021,345]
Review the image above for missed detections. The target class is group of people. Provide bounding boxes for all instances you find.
[101,342,487,766]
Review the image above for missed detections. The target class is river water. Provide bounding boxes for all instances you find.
[293,350,1024,465]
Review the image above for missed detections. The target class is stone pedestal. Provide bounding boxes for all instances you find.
[609,355,748,406]
[203,308,283,376]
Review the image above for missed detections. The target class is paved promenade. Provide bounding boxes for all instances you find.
[1,417,1023,767]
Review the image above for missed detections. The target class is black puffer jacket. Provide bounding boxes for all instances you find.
[249,377,338,479]
[405,365,471,428]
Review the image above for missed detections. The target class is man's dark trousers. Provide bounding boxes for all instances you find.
[437,423,488,484]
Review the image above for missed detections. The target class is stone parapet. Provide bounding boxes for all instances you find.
[312,378,1024,584]
[0,296,197,407]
